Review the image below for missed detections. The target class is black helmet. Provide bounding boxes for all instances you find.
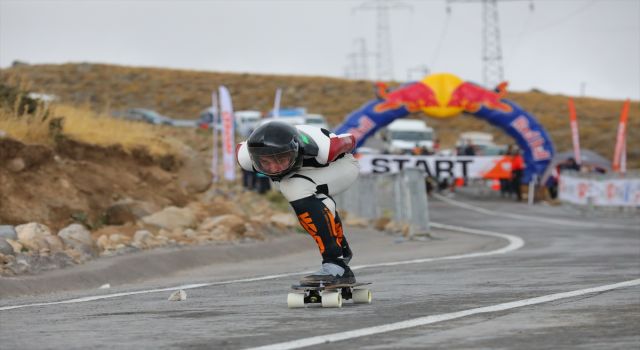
[247,121,303,177]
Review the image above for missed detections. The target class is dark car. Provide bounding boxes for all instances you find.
[114,108,174,126]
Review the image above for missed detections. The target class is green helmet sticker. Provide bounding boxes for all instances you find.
[299,133,310,144]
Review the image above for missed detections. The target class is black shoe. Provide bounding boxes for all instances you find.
[336,266,356,284]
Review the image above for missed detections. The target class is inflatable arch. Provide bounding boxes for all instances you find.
[334,73,555,183]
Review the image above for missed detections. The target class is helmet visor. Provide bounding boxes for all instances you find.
[251,150,297,176]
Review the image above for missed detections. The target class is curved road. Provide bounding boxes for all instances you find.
[1,195,638,349]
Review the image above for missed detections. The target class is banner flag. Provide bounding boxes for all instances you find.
[273,88,282,118]
[568,98,581,164]
[211,91,219,183]
[613,99,630,173]
[219,86,236,181]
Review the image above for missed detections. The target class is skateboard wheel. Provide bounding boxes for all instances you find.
[287,293,305,308]
[352,289,372,304]
[321,291,342,308]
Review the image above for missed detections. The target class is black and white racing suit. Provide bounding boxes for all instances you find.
[236,125,358,268]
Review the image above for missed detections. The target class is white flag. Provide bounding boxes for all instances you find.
[219,86,236,181]
[273,88,282,118]
[211,91,219,183]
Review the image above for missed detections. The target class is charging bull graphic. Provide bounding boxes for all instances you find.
[334,73,554,183]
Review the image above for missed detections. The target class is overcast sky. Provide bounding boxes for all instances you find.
[1,0,638,100]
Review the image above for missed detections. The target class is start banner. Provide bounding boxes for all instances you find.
[559,175,640,207]
[356,154,512,179]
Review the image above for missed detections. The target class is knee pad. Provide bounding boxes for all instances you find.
[290,195,344,262]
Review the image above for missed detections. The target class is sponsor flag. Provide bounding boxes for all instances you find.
[273,88,282,118]
[211,91,219,183]
[613,99,630,173]
[219,86,236,181]
[568,98,581,164]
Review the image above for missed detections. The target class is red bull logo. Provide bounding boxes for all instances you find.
[447,81,513,113]
[372,74,511,118]
[373,82,439,114]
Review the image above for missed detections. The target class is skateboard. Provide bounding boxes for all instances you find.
[287,282,372,308]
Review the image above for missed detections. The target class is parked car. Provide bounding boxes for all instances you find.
[114,108,174,126]
[170,119,198,128]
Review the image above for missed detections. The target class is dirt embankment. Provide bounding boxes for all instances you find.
[0,136,188,231]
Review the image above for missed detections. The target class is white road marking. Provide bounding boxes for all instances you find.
[0,222,522,312]
[247,279,640,350]
[434,193,636,230]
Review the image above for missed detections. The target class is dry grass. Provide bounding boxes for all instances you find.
[55,104,184,157]
[0,102,182,157]
[0,107,50,145]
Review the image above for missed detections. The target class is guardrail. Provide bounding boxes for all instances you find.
[335,169,430,237]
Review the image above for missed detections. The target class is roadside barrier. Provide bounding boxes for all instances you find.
[559,171,639,214]
[335,169,430,237]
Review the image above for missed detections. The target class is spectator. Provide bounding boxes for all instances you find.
[412,143,424,155]
[510,149,524,201]
[463,140,476,156]
[500,145,514,198]
[559,157,580,173]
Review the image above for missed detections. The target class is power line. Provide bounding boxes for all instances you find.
[447,0,533,88]
[353,0,412,81]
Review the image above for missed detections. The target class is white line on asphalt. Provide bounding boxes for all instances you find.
[247,278,640,350]
[433,193,635,230]
[0,222,523,312]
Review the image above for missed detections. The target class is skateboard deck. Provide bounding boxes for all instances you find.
[287,282,372,308]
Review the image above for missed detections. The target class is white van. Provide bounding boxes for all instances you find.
[235,110,262,136]
[385,119,435,154]
[304,114,330,130]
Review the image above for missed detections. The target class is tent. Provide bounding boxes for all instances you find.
[552,149,612,173]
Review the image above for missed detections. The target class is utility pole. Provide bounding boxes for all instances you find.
[447,0,534,88]
[354,0,412,81]
[407,65,430,81]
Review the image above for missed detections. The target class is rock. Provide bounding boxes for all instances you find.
[109,233,130,246]
[105,199,161,224]
[0,225,17,240]
[57,224,97,257]
[7,157,25,172]
[132,230,161,249]
[270,213,297,228]
[43,235,65,253]
[243,223,265,240]
[141,206,197,231]
[5,239,23,254]
[198,214,246,235]
[168,289,187,301]
[183,229,197,239]
[0,252,15,265]
[374,217,392,231]
[7,254,31,274]
[96,235,110,251]
[0,238,14,255]
[344,215,368,228]
[16,222,52,251]
[176,156,211,194]
[99,283,111,289]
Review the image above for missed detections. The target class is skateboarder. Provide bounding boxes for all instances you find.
[236,121,358,286]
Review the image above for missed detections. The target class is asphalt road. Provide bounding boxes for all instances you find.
[1,195,638,349]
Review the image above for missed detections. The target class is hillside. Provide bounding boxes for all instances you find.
[1,63,638,168]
